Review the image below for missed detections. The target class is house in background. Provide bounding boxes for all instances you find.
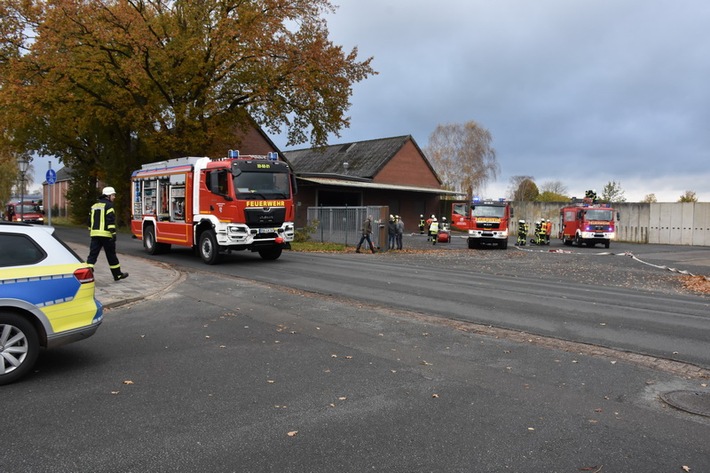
[43,166,74,218]
[284,135,459,229]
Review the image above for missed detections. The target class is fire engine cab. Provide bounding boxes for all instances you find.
[559,201,617,248]
[452,198,513,249]
[130,150,296,264]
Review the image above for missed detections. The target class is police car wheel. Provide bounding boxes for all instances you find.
[0,313,40,385]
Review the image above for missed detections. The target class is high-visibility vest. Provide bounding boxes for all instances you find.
[89,199,116,238]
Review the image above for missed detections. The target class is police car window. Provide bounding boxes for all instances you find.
[0,233,47,267]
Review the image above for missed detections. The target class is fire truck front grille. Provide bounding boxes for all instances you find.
[478,223,500,229]
[245,208,286,227]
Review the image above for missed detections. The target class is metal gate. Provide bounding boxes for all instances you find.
[306,206,388,249]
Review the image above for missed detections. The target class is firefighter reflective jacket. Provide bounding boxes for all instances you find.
[89,197,116,238]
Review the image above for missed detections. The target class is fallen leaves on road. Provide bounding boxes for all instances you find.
[681,275,710,294]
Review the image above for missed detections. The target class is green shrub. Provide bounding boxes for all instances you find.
[294,219,319,243]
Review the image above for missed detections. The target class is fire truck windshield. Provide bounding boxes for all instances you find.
[585,209,613,221]
[234,171,290,200]
[14,204,41,214]
[472,205,505,218]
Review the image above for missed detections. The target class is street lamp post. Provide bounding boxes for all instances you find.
[18,156,30,223]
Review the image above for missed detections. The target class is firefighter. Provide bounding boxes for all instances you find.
[516,219,528,246]
[531,221,544,245]
[419,215,426,234]
[545,219,553,244]
[438,217,450,243]
[87,187,129,281]
[429,216,439,245]
[537,220,547,245]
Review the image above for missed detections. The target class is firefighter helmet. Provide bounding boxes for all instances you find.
[102,186,116,196]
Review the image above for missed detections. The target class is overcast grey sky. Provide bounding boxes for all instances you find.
[284,0,710,202]
[31,0,708,202]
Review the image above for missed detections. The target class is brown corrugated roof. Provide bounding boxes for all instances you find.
[283,135,413,178]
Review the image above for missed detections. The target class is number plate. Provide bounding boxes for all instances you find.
[258,227,278,234]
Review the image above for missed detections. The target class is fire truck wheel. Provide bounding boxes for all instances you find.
[143,226,170,255]
[575,234,584,247]
[499,240,508,249]
[199,230,221,265]
[605,240,610,249]
[258,247,283,261]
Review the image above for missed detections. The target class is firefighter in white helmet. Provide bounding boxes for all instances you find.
[87,186,129,281]
[428,216,439,244]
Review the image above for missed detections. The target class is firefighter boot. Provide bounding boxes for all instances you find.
[111,267,130,281]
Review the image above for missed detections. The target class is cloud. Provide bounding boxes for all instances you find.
[32,1,710,203]
[308,0,710,201]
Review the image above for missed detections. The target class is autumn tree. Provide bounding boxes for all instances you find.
[678,190,698,202]
[509,176,539,201]
[425,120,499,201]
[600,181,626,203]
[0,151,18,206]
[0,0,375,222]
[537,180,569,202]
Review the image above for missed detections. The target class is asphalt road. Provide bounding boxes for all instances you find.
[2,251,709,472]
[57,227,710,370]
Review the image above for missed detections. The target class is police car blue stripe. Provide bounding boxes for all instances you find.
[0,274,80,307]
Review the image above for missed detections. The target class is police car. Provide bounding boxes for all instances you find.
[0,222,103,385]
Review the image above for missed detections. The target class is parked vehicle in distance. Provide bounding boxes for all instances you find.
[559,201,617,248]
[0,222,103,385]
[5,201,44,224]
[451,198,514,249]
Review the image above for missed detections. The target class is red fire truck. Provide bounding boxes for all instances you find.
[130,150,296,264]
[451,198,513,249]
[559,202,617,248]
[5,201,44,224]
